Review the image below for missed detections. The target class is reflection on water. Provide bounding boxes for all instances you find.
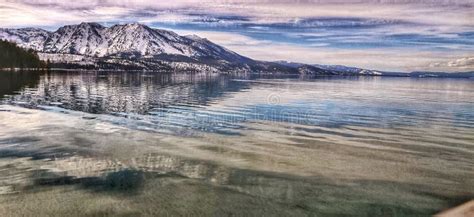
[0,71,40,98]
[0,71,473,216]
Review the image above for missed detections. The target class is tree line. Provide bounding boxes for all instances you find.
[0,39,46,69]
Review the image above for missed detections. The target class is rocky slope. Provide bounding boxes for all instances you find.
[1,22,331,74]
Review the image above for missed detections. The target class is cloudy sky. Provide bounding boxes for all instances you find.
[0,0,473,72]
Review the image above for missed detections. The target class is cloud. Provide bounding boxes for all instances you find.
[171,30,473,72]
[232,44,473,72]
[429,56,474,70]
[2,0,473,27]
[448,57,474,68]
[0,0,472,72]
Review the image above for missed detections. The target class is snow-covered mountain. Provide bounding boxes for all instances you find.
[277,61,386,75]
[0,22,334,74]
[2,23,469,77]
[0,23,249,62]
[313,64,385,75]
[0,27,50,51]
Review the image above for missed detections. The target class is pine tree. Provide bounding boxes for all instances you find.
[0,40,46,69]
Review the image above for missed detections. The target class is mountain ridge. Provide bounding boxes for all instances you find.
[3,22,318,74]
[5,22,250,60]
[1,23,472,78]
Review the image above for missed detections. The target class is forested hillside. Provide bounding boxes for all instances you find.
[0,40,46,69]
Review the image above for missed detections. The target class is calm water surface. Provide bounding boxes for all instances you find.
[0,71,473,216]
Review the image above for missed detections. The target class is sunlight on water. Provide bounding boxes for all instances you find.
[0,71,473,216]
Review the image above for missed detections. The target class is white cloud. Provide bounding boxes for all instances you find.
[171,30,473,72]
[2,0,473,27]
[233,44,473,72]
[0,0,472,72]
[429,56,474,71]
[448,57,474,68]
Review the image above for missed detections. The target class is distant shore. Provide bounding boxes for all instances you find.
[2,68,474,79]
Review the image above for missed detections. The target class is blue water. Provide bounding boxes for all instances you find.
[0,71,473,216]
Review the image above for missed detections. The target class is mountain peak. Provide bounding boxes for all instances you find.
[111,22,148,29]
[185,34,204,41]
[77,22,105,29]
[0,22,341,74]
[0,22,250,63]
[125,22,144,27]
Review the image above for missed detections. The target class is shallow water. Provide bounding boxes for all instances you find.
[0,71,473,216]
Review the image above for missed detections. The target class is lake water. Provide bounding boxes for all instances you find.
[0,71,473,216]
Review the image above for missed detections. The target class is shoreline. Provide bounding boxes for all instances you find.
[2,68,474,79]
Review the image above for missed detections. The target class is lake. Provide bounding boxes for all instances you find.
[0,71,473,216]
